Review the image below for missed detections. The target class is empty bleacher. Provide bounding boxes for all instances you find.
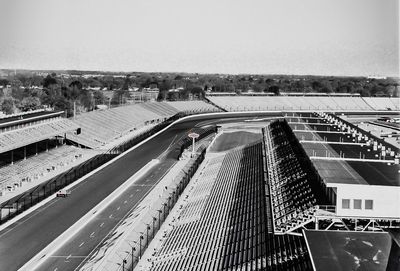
[0,145,98,197]
[68,104,167,149]
[165,101,219,113]
[68,101,219,149]
[206,96,395,111]
[147,142,311,270]
[0,118,79,153]
[363,97,400,111]
[263,119,327,233]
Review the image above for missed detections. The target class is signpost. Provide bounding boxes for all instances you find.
[188,132,200,156]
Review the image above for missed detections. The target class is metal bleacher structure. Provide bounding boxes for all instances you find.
[128,100,399,270]
[68,101,220,149]
[0,110,86,197]
[263,120,324,234]
[142,142,312,270]
[207,95,400,111]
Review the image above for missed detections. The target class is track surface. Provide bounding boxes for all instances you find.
[0,114,277,271]
[38,160,176,271]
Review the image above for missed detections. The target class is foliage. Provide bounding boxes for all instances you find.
[0,70,398,116]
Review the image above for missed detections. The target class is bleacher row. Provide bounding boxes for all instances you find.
[148,142,311,270]
[0,145,98,195]
[0,118,78,153]
[68,101,219,149]
[263,120,319,233]
[207,96,400,111]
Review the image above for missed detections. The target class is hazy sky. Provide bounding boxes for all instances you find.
[0,0,398,76]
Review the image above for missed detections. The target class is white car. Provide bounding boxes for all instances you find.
[56,189,71,198]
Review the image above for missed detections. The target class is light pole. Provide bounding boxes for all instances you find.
[157,209,162,229]
[145,223,150,247]
[124,243,139,271]
[152,217,157,238]
[133,235,144,259]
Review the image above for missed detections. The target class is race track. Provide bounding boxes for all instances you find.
[0,113,279,271]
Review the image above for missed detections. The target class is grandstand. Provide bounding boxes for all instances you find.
[207,95,400,111]
[129,111,400,271]
[363,97,400,111]
[67,101,219,149]
[1,99,399,271]
[139,140,311,270]
[0,110,93,219]
[0,101,220,223]
[263,119,329,233]
[0,145,98,198]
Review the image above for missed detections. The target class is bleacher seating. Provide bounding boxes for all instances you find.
[0,145,98,195]
[206,96,397,111]
[263,120,324,233]
[68,101,219,149]
[147,142,311,270]
[137,102,180,117]
[68,104,166,148]
[0,118,79,153]
[165,101,219,113]
[363,97,400,111]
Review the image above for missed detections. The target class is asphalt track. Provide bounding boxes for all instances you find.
[0,113,279,271]
[38,159,176,271]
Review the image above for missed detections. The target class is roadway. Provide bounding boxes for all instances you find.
[0,118,196,271]
[0,113,279,271]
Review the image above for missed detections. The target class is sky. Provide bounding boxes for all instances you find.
[0,0,398,76]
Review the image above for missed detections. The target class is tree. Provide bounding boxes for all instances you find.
[19,97,41,111]
[93,90,106,105]
[42,75,58,88]
[0,79,9,86]
[54,97,73,116]
[1,98,15,114]
[268,85,280,95]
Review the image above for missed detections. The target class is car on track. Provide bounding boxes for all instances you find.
[56,189,71,197]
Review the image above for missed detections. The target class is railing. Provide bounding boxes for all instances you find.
[316,205,336,213]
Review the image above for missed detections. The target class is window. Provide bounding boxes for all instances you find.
[365,200,373,210]
[353,199,362,209]
[342,199,350,209]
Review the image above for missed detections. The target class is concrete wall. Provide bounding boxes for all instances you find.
[330,183,400,218]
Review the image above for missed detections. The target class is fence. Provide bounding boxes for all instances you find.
[119,147,207,271]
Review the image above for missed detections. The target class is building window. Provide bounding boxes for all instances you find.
[353,199,362,209]
[342,199,350,209]
[365,200,373,210]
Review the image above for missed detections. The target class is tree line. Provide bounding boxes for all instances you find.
[0,71,398,116]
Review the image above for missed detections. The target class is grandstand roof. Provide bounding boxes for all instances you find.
[303,230,399,271]
[0,110,64,127]
[311,159,368,185]
[0,118,79,153]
